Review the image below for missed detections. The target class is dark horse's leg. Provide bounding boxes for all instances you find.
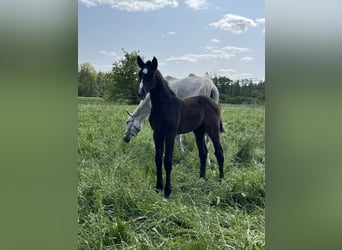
[194,126,208,179]
[163,134,175,199]
[207,130,224,179]
[153,131,164,192]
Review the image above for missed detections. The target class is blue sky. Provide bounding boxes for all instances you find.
[78,0,265,81]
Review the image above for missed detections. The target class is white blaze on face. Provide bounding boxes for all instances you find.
[139,68,148,93]
[139,80,143,91]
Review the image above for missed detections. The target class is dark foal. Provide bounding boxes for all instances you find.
[137,56,224,199]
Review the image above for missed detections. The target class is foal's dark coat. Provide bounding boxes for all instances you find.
[137,56,224,199]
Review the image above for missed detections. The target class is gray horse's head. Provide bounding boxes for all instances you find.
[123,111,142,143]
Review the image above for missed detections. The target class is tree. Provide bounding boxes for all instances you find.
[96,72,106,97]
[232,81,240,97]
[78,63,98,97]
[212,75,265,104]
[212,76,233,95]
[105,50,140,104]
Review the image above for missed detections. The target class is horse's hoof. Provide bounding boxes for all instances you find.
[163,197,169,202]
[164,188,171,198]
[216,196,221,205]
[197,178,206,184]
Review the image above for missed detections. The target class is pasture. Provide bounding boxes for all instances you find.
[78,97,265,249]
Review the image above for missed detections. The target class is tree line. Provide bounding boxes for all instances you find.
[212,76,265,104]
[78,51,265,105]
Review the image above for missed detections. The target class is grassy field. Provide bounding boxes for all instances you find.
[78,97,265,249]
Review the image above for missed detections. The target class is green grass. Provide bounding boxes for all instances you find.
[78,98,265,249]
[78,96,107,105]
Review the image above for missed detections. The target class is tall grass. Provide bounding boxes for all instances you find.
[78,98,265,249]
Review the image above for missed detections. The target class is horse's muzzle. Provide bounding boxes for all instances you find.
[123,134,131,143]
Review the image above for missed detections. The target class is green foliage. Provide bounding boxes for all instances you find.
[78,63,99,97]
[96,72,107,97]
[78,63,109,97]
[105,50,141,104]
[212,76,265,104]
[78,99,265,249]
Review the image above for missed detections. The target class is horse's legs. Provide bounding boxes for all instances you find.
[216,143,224,180]
[204,134,211,165]
[153,132,164,191]
[163,134,175,199]
[207,130,224,180]
[175,134,185,152]
[194,127,207,179]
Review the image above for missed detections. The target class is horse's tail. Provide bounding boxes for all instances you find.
[220,119,225,133]
[209,80,223,132]
[210,81,220,103]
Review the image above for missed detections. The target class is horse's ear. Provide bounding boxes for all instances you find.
[152,56,158,70]
[126,110,132,117]
[137,56,145,68]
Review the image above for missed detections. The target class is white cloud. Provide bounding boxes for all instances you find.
[216,69,254,79]
[185,0,207,10]
[204,46,215,50]
[221,45,249,53]
[167,45,249,63]
[211,38,221,43]
[98,50,117,56]
[256,18,265,25]
[235,73,253,78]
[79,0,96,7]
[240,56,254,62]
[256,18,265,34]
[79,0,178,12]
[217,69,237,75]
[167,53,217,63]
[204,45,248,54]
[161,31,176,37]
[93,64,112,72]
[210,14,257,34]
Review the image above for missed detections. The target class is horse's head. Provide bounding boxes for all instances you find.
[137,56,158,99]
[123,111,142,143]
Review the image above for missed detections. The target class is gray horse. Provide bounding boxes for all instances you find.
[123,75,219,159]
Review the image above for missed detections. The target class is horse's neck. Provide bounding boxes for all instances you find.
[131,94,151,121]
[150,76,175,107]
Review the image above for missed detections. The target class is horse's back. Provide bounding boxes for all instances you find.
[169,76,213,99]
[177,95,221,134]
[182,95,220,114]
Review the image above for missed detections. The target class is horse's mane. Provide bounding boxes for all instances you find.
[154,70,176,96]
[165,75,177,81]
